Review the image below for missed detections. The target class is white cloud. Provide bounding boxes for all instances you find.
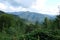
[0,3,7,10]
[30,0,47,10]
[8,6,28,12]
[29,0,59,15]
[0,0,60,15]
[0,3,28,12]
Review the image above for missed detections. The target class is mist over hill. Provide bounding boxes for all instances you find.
[8,11,56,23]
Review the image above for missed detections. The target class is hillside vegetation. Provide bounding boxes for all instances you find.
[9,11,55,23]
[0,11,60,40]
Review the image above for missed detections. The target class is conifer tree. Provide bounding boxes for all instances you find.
[43,17,51,29]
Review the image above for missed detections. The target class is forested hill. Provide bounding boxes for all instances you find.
[0,11,60,40]
[8,11,56,23]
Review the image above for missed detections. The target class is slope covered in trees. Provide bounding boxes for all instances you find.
[0,11,60,40]
[9,11,55,23]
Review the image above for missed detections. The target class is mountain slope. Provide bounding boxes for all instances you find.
[8,11,55,23]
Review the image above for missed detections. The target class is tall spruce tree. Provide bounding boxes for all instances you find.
[43,17,51,29]
[55,6,60,29]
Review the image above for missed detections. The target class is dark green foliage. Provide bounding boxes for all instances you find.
[0,11,60,40]
[43,17,51,28]
[55,15,60,29]
[0,14,15,32]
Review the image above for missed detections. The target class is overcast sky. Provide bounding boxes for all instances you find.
[0,0,60,15]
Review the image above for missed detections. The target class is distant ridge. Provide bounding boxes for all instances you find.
[8,11,56,23]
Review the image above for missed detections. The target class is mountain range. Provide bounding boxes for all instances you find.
[8,11,56,23]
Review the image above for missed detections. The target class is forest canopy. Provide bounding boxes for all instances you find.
[0,11,60,40]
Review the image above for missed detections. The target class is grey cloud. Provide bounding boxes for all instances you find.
[0,0,36,8]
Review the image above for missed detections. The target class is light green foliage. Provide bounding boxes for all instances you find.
[43,17,51,29]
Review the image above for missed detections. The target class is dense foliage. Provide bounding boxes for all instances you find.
[0,11,60,40]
